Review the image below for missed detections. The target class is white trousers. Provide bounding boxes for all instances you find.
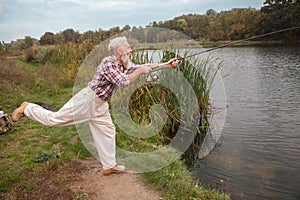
[24,87,116,170]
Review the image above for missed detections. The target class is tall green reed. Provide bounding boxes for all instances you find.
[126,48,222,163]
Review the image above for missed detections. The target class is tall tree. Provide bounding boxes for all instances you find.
[62,29,80,43]
[108,26,121,37]
[24,36,34,49]
[82,30,97,43]
[258,0,300,41]
[0,42,5,56]
[121,25,131,32]
[206,9,217,18]
[40,32,56,45]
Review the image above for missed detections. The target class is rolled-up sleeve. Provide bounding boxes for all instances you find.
[127,63,139,74]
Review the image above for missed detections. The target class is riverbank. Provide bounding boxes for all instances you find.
[200,40,300,48]
[133,40,300,50]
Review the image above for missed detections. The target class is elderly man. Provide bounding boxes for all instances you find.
[12,36,179,175]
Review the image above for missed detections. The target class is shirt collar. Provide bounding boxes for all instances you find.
[112,55,127,73]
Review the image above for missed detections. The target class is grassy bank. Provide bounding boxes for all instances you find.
[0,58,91,194]
[0,58,229,199]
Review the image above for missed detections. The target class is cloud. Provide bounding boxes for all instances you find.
[0,0,264,42]
[17,0,47,3]
[179,0,195,3]
[67,0,146,11]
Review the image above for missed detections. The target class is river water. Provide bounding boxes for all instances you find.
[190,46,300,200]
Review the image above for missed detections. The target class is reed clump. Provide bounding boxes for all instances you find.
[125,48,222,157]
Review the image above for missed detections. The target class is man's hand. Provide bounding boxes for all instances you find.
[143,58,179,72]
[167,58,180,68]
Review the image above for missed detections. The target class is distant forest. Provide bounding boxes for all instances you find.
[1,0,299,54]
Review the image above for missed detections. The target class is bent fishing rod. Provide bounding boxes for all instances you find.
[178,26,300,60]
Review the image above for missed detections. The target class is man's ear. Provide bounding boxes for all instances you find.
[116,48,123,56]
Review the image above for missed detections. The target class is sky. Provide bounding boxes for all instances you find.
[0,0,264,42]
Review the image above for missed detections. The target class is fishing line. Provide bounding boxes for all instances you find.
[178,26,300,60]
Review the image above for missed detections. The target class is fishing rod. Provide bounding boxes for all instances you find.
[178,26,300,60]
[146,26,300,82]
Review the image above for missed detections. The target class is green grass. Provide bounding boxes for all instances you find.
[0,58,91,192]
[0,105,90,192]
[142,161,230,200]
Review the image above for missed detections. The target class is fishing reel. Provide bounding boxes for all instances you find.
[146,72,159,83]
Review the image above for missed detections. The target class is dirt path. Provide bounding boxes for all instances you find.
[2,158,163,200]
[70,158,163,200]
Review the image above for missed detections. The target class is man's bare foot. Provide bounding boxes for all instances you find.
[12,102,29,122]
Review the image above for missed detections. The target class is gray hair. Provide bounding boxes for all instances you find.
[108,36,127,54]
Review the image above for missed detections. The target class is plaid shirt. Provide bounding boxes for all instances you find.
[88,56,137,100]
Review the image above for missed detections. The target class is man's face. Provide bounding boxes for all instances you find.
[120,42,133,70]
[121,41,132,56]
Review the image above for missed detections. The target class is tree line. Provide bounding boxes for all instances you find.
[150,0,299,43]
[1,0,299,54]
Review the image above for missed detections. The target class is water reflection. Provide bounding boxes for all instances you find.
[192,46,300,200]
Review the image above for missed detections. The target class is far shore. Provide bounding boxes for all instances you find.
[131,40,300,51]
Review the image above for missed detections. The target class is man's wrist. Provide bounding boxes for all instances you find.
[137,67,143,74]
